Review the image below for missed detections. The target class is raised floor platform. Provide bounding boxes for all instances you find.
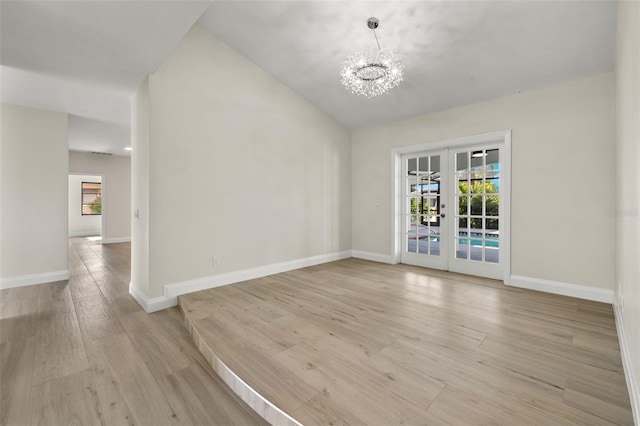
[179,258,633,425]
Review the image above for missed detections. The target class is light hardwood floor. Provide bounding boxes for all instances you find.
[0,238,267,426]
[180,259,634,425]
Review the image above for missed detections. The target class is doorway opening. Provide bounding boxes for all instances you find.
[68,174,104,240]
[392,131,511,282]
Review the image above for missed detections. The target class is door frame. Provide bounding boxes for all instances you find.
[390,130,512,283]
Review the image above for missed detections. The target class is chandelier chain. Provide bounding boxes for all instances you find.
[373,29,381,51]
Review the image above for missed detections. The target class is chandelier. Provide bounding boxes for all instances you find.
[340,17,403,98]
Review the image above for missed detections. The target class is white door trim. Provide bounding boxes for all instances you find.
[391,130,511,282]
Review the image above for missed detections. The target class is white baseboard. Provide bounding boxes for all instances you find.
[129,282,177,313]
[0,270,70,290]
[509,275,614,303]
[351,250,395,264]
[164,250,352,298]
[102,237,131,244]
[69,230,101,237]
[614,303,640,426]
[130,251,351,313]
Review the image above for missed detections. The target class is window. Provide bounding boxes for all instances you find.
[81,182,102,215]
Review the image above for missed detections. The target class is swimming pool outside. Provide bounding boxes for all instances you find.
[434,232,499,248]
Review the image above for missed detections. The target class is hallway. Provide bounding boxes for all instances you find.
[0,238,265,426]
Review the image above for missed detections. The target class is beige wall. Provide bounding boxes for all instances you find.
[68,174,102,236]
[1,103,69,283]
[352,72,615,290]
[69,151,131,243]
[131,77,151,296]
[133,25,351,299]
[615,0,640,418]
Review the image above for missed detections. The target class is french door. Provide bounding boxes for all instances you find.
[401,150,448,270]
[400,142,507,280]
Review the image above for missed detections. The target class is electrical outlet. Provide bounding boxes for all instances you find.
[212,255,221,266]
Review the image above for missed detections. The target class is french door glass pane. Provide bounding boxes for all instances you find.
[470,200,482,215]
[458,196,469,215]
[471,156,484,170]
[407,158,417,175]
[418,237,429,254]
[431,238,440,255]
[487,195,499,217]
[458,216,469,229]
[456,239,469,260]
[456,153,468,172]
[486,247,499,263]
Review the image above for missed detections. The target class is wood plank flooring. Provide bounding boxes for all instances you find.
[0,238,267,426]
[180,259,634,425]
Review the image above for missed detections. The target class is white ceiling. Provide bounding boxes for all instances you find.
[68,115,131,155]
[197,1,616,128]
[1,1,617,155]
[1,0,210,156]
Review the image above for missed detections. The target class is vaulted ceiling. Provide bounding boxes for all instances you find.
[0,1,617,156]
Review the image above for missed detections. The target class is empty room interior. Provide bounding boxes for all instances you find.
[1,1,639,425]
